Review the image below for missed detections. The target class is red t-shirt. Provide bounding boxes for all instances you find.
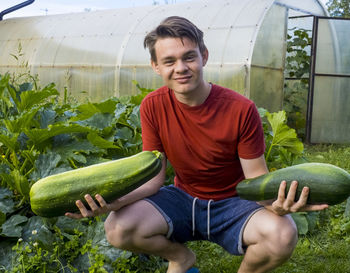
[140,84,265,200]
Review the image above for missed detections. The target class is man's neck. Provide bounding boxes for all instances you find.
[173,82,212,107]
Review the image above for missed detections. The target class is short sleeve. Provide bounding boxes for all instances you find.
[237,103,265,159]
[140,97,164,152]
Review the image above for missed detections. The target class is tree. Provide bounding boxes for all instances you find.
[326,0,350,18]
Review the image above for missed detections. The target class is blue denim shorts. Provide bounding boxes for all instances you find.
[144,185,263,255]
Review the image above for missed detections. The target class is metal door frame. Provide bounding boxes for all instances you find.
[306,16,350,143]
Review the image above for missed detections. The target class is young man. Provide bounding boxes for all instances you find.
[66,16,328,273]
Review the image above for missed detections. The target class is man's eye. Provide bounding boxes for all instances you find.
[185,55,196,61]
[164,60,174,65]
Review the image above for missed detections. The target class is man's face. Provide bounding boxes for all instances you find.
[151,37,208,98]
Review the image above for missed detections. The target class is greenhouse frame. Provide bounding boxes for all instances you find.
[0,0,349,143]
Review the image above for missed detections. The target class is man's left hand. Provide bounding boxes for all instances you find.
[258,180,329,216]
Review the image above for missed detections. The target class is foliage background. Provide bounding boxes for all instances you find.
[326,0,350,18]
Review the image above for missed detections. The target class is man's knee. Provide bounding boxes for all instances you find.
[104,211,135,249]
[267,215,298,259]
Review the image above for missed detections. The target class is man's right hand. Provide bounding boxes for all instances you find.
[65,194,119,219]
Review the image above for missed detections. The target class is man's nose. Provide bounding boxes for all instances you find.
[174,60,188,73]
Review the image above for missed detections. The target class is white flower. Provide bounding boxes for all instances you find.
[18,238,23,242]
[33,242,38,247]
[32,230,38,235]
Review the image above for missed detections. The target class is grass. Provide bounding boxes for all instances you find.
[186,144,350,273]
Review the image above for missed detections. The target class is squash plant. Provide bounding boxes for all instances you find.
[0,72,158,272]
[258,108,304,170]
[0,72,146,229]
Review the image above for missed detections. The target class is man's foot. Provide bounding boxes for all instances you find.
[167,248,196,273]
[186,268,200,273]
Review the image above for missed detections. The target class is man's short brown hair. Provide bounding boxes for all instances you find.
[144,16,207,63]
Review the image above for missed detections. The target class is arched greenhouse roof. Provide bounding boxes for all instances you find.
[0,0,328,109]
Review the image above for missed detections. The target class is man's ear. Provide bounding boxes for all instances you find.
[202,48,209,66]
[151,60,160,75]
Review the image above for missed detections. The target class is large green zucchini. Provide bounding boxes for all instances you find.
[30,150,162,217]
[236,163,350,205]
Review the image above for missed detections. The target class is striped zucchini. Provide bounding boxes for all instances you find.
[236,163,350,205]
[30,150,162,217]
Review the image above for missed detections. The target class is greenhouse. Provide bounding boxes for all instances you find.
[0,0,349,143]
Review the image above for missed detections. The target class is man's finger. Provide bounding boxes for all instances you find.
[76,200,92,218]
[285,180,298,205]
[65,212,83,219]
[297,186,309,204]
[84,194,99,212]
[95,194,108,208]
[277,180,287,201]
[304,203,329,211]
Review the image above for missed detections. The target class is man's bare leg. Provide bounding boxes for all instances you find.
[238,209,298,273]
[104,200,195,273]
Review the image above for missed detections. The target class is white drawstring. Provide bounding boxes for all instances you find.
[207,199,214,240]
[192,197,214,240]
[192,197,198,237]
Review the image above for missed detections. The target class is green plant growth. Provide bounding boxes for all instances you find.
[0,70,158,272]
[326,0,350,18]
[283,27,312,139]
[259,108,304,170]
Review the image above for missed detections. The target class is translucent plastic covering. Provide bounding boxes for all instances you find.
[0,0,328,108]
[309,18,350,143]
[249,4,288,111]
[276,0,326,16]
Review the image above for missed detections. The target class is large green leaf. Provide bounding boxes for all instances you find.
[0,241,14,271]
[127,106,141,129]
[72,99,118,121]
[0,133,19,151]
[30,152,63,180]
[0,214,28,237]
[54,216,87,235]
[77,112,114,130]
[38,108,57,129]
[114,103,127,120]
[24,123,95,145]
[115,127,133,140]
[265,110,304,161]
[11,169,30,199]
[53,139,103,155]
[87,132,121,150]
[291,212,309,235]
[20,149,38,167]
[0,74,13,110]
[2,106,40,133]
[95,98,118,113]
[0,188,15,215]
[17,83,59,112]
[22,216,54,249]
[5,84,20,111]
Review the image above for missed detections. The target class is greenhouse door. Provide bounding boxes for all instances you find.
[306,16,350,144]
